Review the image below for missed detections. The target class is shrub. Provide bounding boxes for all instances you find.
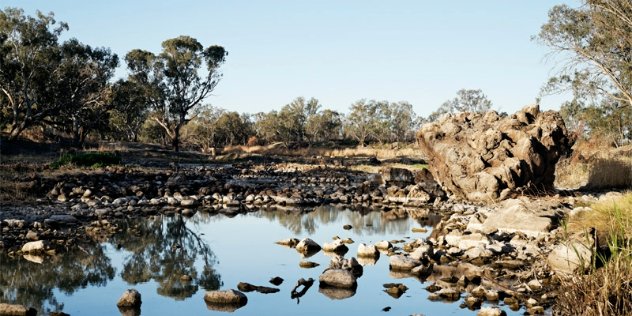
[586,158,632,189]
[247,136,259,147]
[51,152,121,168]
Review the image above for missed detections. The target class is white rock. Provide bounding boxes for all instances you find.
[295,238,321,253]
[357,243,379,258]
[477,306,506,316]
[322,239,348,252]
[21,241,45,253]
[374,240,392,250]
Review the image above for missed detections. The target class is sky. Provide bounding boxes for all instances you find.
[1,0,578,118]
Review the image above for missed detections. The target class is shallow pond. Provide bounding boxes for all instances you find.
[1,207,523,315]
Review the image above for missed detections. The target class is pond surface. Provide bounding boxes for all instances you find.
[1,207,523,315]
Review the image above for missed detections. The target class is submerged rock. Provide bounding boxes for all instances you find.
[116,289,142,308]
[477,306,507,316]
[275,238,299,247]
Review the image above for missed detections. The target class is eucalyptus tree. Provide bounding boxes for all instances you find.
[428,89,492,122]
[0,7,68,141]
[51,39,118,146]
[125,36,227,151]
[345,99,378,146]
[536,0,632,107]
[108,79,149,142]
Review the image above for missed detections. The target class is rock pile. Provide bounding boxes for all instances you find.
[417,105,572,201]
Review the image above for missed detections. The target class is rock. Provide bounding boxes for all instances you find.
[528,279,542,291]
[318,269,357,289]
[389,255,422,271]
[383,283,408,298]
[322,240,349,253]
[25,230,39,241]
[0,303,36,316]
[416,105,572,201]
[327,257,363,277]
[412,227,428,233]
[299,261,320,268]
[409,243,433,260]
[481,200,552,236]
[547,240,592,274]
[47,215,77,224]
[374,240,392,250]
[357,243,380,258]
[21,241,45,253]
[275,238,299,247]
[380,167,414,184]
[295,238,321,253]
[237,282,279,294]
[437,288,460,300]
[269,277,284,286]
[477,307,507,316]
[116,289,142,307]
[343,224,352,230]
[203,289,248,304]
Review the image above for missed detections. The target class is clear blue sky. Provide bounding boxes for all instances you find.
[2,0,576,117]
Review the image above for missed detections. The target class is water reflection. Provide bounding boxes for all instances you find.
[111,215,222,301]
[0,243,115,315]
[253,206,441,236]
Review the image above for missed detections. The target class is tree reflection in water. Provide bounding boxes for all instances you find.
[111,215,222,301]
[253,206,440,236]
[0,243,115,315]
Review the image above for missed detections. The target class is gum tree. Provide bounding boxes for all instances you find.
[536,1,632,107]
[126,36,227,152]
[0,8,68,141]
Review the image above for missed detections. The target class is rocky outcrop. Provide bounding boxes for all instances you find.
[417,105,572,201]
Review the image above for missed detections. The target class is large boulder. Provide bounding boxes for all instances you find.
[416,105,572,201]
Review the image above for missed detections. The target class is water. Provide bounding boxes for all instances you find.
[0,207,523,315]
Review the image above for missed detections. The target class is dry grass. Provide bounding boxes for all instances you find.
[555,192,632,316]
[222,143,425,159]
[350,163,428,174]
[555,156,632,190]
[555,158,591,189]
[586,157,632,190]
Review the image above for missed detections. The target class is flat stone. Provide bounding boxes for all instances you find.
[389,255,422,271]
[318,269,357,288]
[21,241,45,253]
[204,289,248,304]
[481,202,552,236]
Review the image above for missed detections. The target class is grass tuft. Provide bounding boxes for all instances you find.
[554,192,632,315]
[50,152,121,169]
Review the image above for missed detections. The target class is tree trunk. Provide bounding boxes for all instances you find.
[172,133,180,152]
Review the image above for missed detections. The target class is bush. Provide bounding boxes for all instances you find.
[247,136,259,147]
[51,152,121,168]
[586,158,632,189]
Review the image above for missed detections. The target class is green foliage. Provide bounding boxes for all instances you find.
[125,36,228,152]
[536,1,632,107]
[428,89,492,122]
[50,152,121,168]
